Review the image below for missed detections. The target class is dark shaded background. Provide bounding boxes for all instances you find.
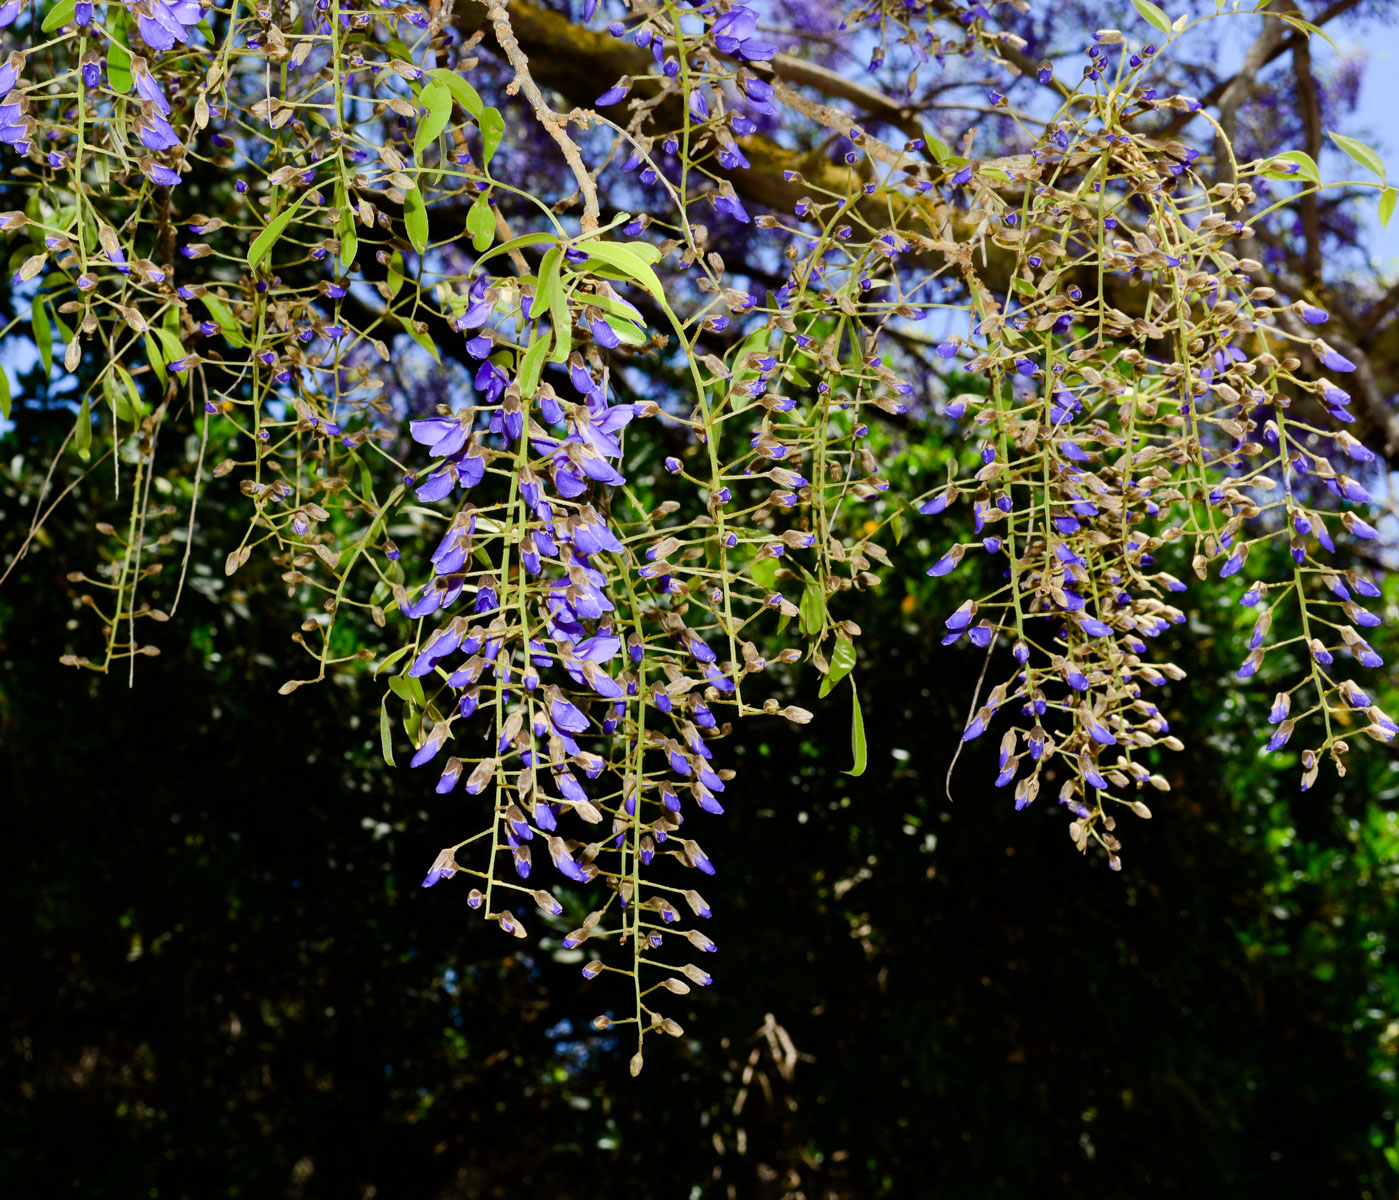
[4,403,1396,1199]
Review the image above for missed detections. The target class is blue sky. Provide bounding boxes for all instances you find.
[1210,7,1399,269]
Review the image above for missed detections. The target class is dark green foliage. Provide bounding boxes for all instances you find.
[3,445,1395,1197]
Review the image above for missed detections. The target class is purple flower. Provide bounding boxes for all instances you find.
[595,80,629,106]
[1297,301,1329,325]
[713,189,750,223]
[927,545,964,577]
[135,0,205,51]
[712,6,775,60]
[143,162,182,187]
[1315,340,1357,372]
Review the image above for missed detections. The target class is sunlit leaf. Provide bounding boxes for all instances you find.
[404,184,429,254]
[248,194,304,270]
[467,194,495,252]
[1131,0,1172,33]
[413,78,453,159]
[1329,131,1386,180]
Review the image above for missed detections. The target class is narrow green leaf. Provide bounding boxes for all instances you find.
[374,645,412,678]
[199,294,245,348]
[379,696,396,767]
[248,193,304,270]
[1277,13,1338,52]
[144,331,167,389]
[538,249,573,363]
[403,318,441,364]
[890,509,904,545]
[404,184,429,254]
[518,336,548,398]
[114,363,143,420]
[338,209,358,271]
[107,9,133,93]
[577,240,665,300]
[41,0,76,32]
[819,635,857,698]
[1131,0,1172,33]
[428,68,483,119]
[844,679,868,777]
[73,395,91,459]
[386,251,405,299]
[1329,130,1386,180]
[0,367,11,420]
[799,574,826,637]
[474,232,555,268]
[152,327,186,365]
[1381,188,1397,228]
[466,194,495,252]
[1263,150,1320,185]
[479,106,506,167]
[536,248,562,310]
[388,674,425,707]
[750,556,778,591]
[31,297,52,375]
[413,78,453,160]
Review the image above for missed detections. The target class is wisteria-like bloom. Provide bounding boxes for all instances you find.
[128,0,205,51]
[712,6,776,61]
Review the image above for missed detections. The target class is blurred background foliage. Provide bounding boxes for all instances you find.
[6,393,1399,1199]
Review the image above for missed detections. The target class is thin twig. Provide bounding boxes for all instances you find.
[486,1,601,231]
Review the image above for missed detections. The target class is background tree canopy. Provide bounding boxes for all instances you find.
[5,0,1399,1196]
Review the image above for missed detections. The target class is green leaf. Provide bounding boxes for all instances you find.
[0,367,11,420]
[518,335,548,397]
[1277,13,1338,52]
[819,636,857,699]
[338,208,358,271]
[750,555,778,591]
[1329,131,1386,180]
[389,674,425,708]
[576,240,665,302]
[73,395,91,460]
[144,331,167,390]
[386,251,405,299]
[404,184,429,254]
[799,574,826,637]
[890,509,904,545]
[374,645,412,677]
[112,363,143,421]
[31,297,51,375]
[403,317,441,364]
[199,294,245,348]
[1263,150,1320,185]
[248,193,304,270]
[379,696,396,767]
[466,194,495,252]
[107,8,132,92]
[1381,188,1397,228]
[474,232,555,268]
[479,106,506,167]
[844,679,867,777]
[1131,0,1172,33]
[41,0,76,31]
[537,249,573,363]
[413,78,453,160]
[583,291,647,332]
[427,68,483,119]
[152,327,186,365]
